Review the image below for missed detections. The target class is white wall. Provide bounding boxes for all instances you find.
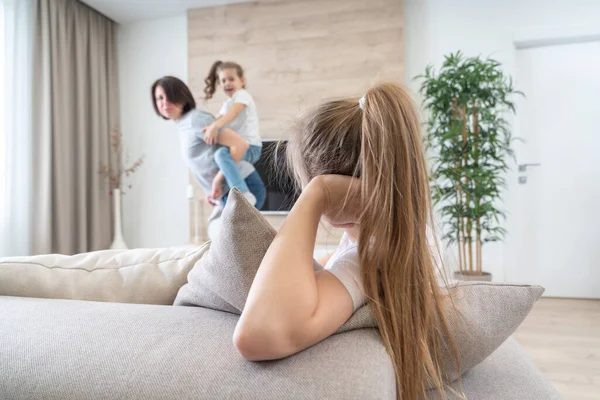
[117,16,189,248]
[404,0,600,281]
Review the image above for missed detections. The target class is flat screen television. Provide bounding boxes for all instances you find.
[254,139,299,214]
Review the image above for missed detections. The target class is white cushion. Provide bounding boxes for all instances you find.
[0,244,210,305]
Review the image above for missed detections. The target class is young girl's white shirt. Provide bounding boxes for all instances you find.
[325,228,447,312]
[219,89,262,147]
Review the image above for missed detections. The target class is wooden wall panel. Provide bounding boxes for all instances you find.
[188,0,403,244]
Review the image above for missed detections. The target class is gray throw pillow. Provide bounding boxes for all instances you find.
[174,188,324,314]
[174,188,543,386]
[438,281,543,384]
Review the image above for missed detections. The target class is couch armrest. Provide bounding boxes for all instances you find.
[0,243,210,305]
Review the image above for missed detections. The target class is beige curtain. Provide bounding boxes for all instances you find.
[31,0,118,255]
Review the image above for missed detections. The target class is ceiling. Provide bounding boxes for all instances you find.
[79,0,251,23]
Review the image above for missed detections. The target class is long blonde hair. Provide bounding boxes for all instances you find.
[286,82,458,399]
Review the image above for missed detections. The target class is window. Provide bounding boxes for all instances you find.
[0,2,6,215]
[0,0,32,256]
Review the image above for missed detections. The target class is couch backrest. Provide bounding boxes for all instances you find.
[0,244,210,305]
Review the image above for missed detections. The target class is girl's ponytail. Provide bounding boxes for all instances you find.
[286,82,460,399]
[358,83,459,399]
[204,60,223,100]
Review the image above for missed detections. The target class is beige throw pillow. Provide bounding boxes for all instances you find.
[0,245,209,305]
[439,281,543,384]
[174,188,543,385]
[175,189,324,313]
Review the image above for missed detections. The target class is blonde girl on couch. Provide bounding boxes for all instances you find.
[233,82,458,400]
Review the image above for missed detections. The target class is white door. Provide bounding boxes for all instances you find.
[504,41,600,299]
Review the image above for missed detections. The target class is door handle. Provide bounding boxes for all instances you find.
[518,163,541,172]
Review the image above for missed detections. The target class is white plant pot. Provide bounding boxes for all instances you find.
[109,188,128,249]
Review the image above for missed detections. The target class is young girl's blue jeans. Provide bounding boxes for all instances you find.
[222,170,266,209]
[214,145,262,194]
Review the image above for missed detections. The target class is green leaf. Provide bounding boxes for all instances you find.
[420,52,520,263]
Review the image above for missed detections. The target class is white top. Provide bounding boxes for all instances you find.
[219,89,262,147]
[323,227,449,313]
[324,233,365,311]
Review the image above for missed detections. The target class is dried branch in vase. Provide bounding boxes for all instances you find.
[99,129,145,196]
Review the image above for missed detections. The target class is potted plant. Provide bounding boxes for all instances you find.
[417,52,522,281]
[99,129,144,249]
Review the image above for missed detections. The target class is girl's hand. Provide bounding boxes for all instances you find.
[202,123,219,145]
[306,175,362,229]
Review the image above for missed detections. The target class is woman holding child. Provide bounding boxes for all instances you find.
[151,70,265,210]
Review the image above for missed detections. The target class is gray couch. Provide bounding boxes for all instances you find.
[0,242,562,399]
[0,295,562,399]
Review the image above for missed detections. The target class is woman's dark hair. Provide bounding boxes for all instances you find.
[203,60,245,101]
[151,76,196,120]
